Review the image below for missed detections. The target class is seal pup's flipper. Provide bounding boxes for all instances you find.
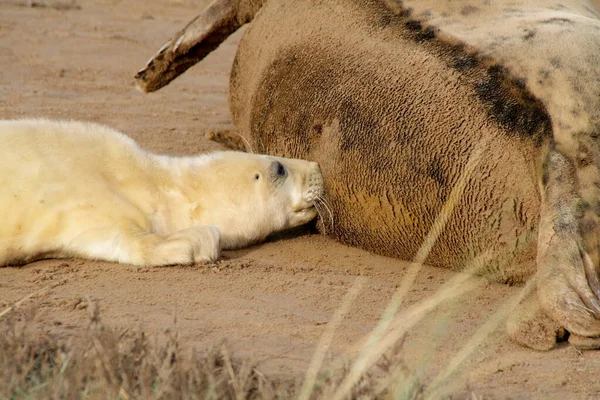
[135,0,264,93]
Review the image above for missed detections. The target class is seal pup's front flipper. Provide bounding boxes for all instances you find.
[135,0,264,93]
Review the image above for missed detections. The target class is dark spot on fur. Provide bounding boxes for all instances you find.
[401,7,413,18]
[426,159,447,187]
[405,20,422,31]
[474,64,551,144]
[555,213,577,234]
[312,124,323,135]
[385,1,552,144]
[338,99,379,151]
[404,20,436,41]
[379,13,393,27]
[522,29,536,40]
[541,169,549,187]
[419,25,437,40]
[579,213,597,235]
[577,143,593,168]
[503,8,523,14]
[460,5,479,16]
[452,54,478,71]
[576,199,591,214]
[541,153,551,187]
[550,58,561,69]
[542,17,574,24]
[515,78,527,89]
[593,201,600,217]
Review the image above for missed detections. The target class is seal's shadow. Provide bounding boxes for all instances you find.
[221,222,318,260]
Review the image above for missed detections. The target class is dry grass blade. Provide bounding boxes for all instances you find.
[221,345,243,400]
[341,253,491,399]
[0,282,63,320]
[0,303,299,399]
[331,138,490,400]
[236,132,254,154]
[426,277,538,398]
[297,277,366,400]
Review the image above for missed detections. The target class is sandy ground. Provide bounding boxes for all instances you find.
[2,0,600,398]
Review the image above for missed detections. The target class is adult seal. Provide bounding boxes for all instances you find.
[0,119,324,267]
[135,0,600,349]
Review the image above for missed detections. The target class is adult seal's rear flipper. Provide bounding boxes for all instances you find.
[135,0,264,93]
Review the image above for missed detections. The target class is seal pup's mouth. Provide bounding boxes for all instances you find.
[297,168,332,230]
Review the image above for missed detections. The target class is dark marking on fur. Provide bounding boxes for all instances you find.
[577,143,593,168]
[452,53,479,71]
[338,99,379,152]
[542,157,550,187]
[579,212,597,235]
[555,212,577,234]
[379,13,393,27]
[503,8,523,14]
[460,5,479,16]
[474,64,551,144]
[542,17,574,25]
[405,19,422,32]
[427,159,447,187]
[593,201,600,218]
[404,20,436,41]
[523,29,536,41]
[515,78,527,90]
[377,0,553,145]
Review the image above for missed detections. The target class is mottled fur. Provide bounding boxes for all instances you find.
[136,1,600,348]
[0,119,323,267]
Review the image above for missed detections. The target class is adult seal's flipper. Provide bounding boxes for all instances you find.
[135,0,263,93]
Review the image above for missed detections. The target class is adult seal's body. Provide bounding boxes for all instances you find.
[135,0,600,349]
[0,119,324,267]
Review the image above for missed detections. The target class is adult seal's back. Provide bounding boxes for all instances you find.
[135,0,600,350]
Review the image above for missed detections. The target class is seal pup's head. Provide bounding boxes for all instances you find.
[188,152,324,249]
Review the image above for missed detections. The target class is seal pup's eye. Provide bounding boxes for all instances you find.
[274,161,287,178]
[255,173,260,180]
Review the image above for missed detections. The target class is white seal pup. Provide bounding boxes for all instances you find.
[0,119,324,267]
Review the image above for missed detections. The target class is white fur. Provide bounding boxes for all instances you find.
[0,119,323,266]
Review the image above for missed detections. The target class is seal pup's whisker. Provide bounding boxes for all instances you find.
[313,202,328,235]
[315,195,334,231]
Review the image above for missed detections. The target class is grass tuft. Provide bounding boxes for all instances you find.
[0,300,424,400]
